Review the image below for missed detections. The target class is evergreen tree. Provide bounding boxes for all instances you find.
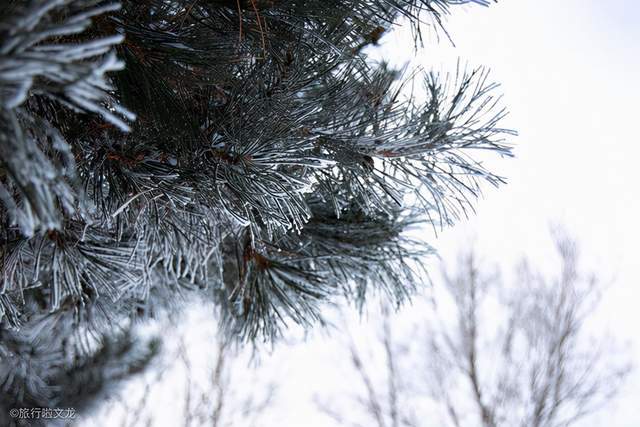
[0,0,511,421]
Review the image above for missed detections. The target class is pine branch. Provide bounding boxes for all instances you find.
[0,0,512,381]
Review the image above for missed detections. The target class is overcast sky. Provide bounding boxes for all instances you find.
[419,4,640,425]
[263,1,640,426]
[437,3,638,427]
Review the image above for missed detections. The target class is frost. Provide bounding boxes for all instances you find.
[0,1,132,129]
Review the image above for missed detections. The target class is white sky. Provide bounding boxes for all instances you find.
[84,2,640,426]
[417,3,640,425]
[263,2,640,426]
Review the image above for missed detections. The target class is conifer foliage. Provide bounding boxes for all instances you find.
[0,0,510,417]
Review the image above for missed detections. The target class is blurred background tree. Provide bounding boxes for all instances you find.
[316,232,631,427]
[80,305,277,427]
